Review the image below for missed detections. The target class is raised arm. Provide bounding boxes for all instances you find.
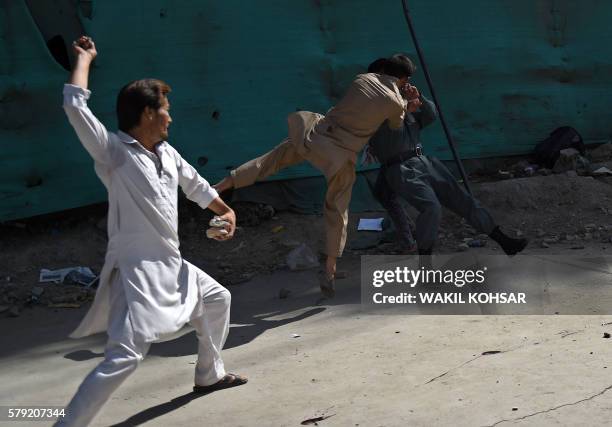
[403,84,438,129]
[69,36,96,90]
[63,36,112,164]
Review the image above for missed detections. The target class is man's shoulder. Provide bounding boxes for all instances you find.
[160,142,180,157]
[354,72,381,84]
[354,72,397,85]
[352,73,402,103]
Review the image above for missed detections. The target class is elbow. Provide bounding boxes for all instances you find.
[427,107,439,124]
[429,101,439,119]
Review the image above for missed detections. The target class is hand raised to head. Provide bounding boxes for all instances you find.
[403,84,420,101]
[407,98,422,113]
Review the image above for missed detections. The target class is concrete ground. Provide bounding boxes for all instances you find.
[1,254,612,427]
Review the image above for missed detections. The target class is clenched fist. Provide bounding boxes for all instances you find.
[402,83,420,101]
[72,36,97,62]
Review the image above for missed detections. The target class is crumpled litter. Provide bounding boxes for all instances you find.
[39,266,98,287]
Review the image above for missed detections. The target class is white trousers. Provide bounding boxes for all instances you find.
[55,272,231,427]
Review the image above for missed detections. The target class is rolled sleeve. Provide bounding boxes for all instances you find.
[174,151,219,209]
[63,83,92,107]
[62,84,111,164]
[189,180,219,210]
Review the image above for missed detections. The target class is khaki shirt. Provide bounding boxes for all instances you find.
[287,73,406,179]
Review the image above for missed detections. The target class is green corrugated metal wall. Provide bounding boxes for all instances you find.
[1,0,612,220]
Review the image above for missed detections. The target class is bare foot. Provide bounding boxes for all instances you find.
[213,176,234,193]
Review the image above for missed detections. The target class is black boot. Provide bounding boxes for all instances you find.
[418,248,433,270]
[489,226,528,256]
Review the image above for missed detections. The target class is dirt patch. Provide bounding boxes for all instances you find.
[2,172,612,316]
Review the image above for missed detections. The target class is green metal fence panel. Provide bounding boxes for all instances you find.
[1,0,611,220]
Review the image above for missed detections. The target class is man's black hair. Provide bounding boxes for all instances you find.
[116,79,171,132]
[384,54,416,79]
[367,58,388,73]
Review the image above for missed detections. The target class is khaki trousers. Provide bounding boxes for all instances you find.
[231,138,356,257]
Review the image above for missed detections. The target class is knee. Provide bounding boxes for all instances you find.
[100,348,143,374]
[219,288,231,307]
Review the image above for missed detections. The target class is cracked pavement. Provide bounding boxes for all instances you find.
[1,256,612,426]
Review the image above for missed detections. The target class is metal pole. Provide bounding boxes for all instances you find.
[401,0,473,194]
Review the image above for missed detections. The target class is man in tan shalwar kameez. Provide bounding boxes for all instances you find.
[215,54,416,296]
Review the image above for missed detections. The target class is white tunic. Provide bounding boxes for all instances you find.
[63,84,219,343]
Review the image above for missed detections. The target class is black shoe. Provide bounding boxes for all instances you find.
[418,248,433,270]
[489,226,528,256]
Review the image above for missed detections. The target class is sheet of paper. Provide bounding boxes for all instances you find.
[592,166,612,176]
[357,218,384,231]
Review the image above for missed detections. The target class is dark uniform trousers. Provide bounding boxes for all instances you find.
[375,155,496,252]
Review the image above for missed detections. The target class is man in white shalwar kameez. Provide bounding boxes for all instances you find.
[55,36,247,427]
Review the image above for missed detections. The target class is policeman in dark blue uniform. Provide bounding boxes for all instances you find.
[366,58,527,256]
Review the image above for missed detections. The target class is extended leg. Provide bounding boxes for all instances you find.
[216,138,303,191]
[55,284,149,427]
[428,157,495,234]
[429,157,527,255]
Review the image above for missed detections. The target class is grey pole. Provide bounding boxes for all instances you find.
[401,0,473,194]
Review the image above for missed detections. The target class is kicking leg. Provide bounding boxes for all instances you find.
[215,138,303,192]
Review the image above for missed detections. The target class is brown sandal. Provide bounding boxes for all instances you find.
[193,373,248,393]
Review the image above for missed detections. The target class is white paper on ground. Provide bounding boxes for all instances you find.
[39,266,96,286]
[592,166,612,176]
[357,218,384,231]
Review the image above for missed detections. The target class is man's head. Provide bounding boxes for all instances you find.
[383,54,416,87]
[116,79,172,141]
[384,54,416,79]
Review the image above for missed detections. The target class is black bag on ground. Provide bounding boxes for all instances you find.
[532,126,584,168]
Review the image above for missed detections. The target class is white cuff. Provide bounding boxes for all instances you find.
[63,84,91,108]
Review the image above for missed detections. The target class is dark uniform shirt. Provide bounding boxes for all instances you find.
[368,95,438,163]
